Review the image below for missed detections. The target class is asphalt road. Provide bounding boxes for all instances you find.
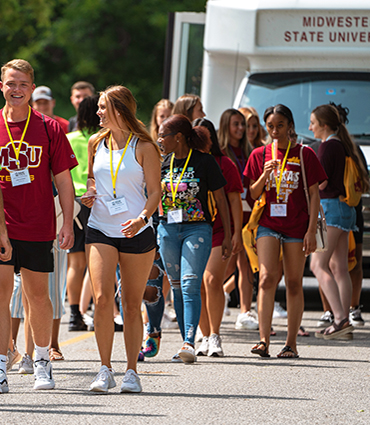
[1,306,369,425]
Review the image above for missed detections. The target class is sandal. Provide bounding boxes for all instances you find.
[323,318,354,340]
[251,341,270,358]
[49,348,64,361]
[277,345,299,358]
[298,326,310,337]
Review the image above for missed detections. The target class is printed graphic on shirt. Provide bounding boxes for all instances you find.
[161,166,206,222]
[0,141,42,172]
[266,156,301,203]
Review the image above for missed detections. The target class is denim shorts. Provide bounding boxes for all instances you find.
[321,198,357,232]
[256,225,303,243]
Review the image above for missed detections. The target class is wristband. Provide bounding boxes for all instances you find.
[139,214,148,225]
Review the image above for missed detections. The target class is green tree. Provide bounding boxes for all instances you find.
[0,0,206,124]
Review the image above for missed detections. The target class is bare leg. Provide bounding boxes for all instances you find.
[198,281,210,337]
[350,243,363,307]
[67,251,86,306]
[21,269,52,348]
[79,271,93,315]
[0,266,15,357]
[236,249,254,313]
[22,294,35,357]
[87,243,118,369]
[120,249,156,372]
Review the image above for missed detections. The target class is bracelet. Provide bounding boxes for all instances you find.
[139,214,148,225]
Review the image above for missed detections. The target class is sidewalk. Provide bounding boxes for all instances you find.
[1,307,369,425]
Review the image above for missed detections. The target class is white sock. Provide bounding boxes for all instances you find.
[0,354,7,373]
[34,345,49,362]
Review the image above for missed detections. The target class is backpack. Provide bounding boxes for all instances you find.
[341,156,363,207]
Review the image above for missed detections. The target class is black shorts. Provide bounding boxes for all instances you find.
[354,202,364,244]
[85,226,156,254]
[0,239,54,274]
[68,203,91,254]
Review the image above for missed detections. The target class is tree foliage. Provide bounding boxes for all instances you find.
[0,0,206,124]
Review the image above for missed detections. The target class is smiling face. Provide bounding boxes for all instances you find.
[247,116,259,144]
[309,113,325,139]
[97,95,110,128]
[0,68,35,109]
[265,113,291,143]
[157,123,178,155]
[229,113,246,146]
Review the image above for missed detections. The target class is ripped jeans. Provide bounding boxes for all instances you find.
[158,222,212,346]
[144,254,165,335]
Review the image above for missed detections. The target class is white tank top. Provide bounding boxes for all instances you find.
[88,136,152,237]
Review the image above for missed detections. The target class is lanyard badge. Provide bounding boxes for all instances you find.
[271,140,291,203]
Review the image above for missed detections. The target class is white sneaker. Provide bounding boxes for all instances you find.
[223,292,231,317]
[33,360,55,390]
[195,327,203,343]
[171,353,183,363]
[178,345,196,363]
[208,334,224,357]
[120,369,142,393]
[317,311,334,327]
[0,370,9,393]
[89,365,116,393]
[6,343,21,372]
[273,302,287,319]
[196,337,209,356]
[235,311,259,330]
[18,354,34,374]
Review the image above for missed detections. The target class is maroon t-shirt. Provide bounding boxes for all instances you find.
[245,143,327,239]
[0,108,78,241]
[212,156,243,246]
[318,138,346,199]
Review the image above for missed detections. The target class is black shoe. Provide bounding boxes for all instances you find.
[68,313,87,331]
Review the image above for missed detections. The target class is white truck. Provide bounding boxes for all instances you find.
[169,0,370,150]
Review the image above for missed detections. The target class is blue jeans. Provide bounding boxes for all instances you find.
[144,255,165,334]
[158,222,212,346]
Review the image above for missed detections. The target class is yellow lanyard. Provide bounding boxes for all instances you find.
[169,149,192,206]
[109,132,132,198]
[271,140,291,202]
[3,106,31,169]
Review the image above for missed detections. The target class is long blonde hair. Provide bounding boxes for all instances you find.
[218,108,253,166]
[239,106,265,148]
[149,99,174,141]
[92,85,161,158]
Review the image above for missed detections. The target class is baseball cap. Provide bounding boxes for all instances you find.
[32,86,53,102]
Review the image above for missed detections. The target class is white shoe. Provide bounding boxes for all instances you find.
[120,369,142,393]
[6,343,21,372]
[195,327,203,343]
[208,334,224,357]
[34,360,55,390]
[223,292,231,317]
[18,354,34,374]
[196,337,209,356]
[317,311,334,327]
[171,353,183,363]
[89,365,116,393]
[235,311,259,330]
[273,302,287,319]
[0,370,9,393]
[178,345,196,363]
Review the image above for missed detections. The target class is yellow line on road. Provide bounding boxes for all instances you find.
[59,331,95,347]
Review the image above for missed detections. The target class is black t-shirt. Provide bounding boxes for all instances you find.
[160,149,226,224]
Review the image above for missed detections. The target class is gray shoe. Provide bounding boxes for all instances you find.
[6,343,21,372]
[18,354,34,374]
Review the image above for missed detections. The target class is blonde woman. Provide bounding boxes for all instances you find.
[82,86,161,393]
[149,99,173,142]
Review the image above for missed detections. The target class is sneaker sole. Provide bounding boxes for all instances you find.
[0,387,9,394]
[178,351,196,363]
[208,351,224,357]
[19,368,33,374]
[120,386,142,393]
[34,382,55,390]
[235,323,259,330]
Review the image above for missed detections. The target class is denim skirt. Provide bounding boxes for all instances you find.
[321,197,357,232]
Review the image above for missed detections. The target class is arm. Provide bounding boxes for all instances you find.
[54,169,75,250]
[0,188,12,261]
[81,134,98,208]
[227,191,243,255]
[303,182,320,256]
[249,159,278,200]
[121,141,161,238]
[213,187,232,261]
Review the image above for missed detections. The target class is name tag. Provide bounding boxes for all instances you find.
[270,203,287,217]
[107,196,128,216]
[10,169,31,187]
[168,208,183,223]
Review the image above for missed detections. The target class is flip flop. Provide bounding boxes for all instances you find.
[277,345,299,358]
[251,341,270,358]
[298,326,310,337]
[49,348,64,361]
